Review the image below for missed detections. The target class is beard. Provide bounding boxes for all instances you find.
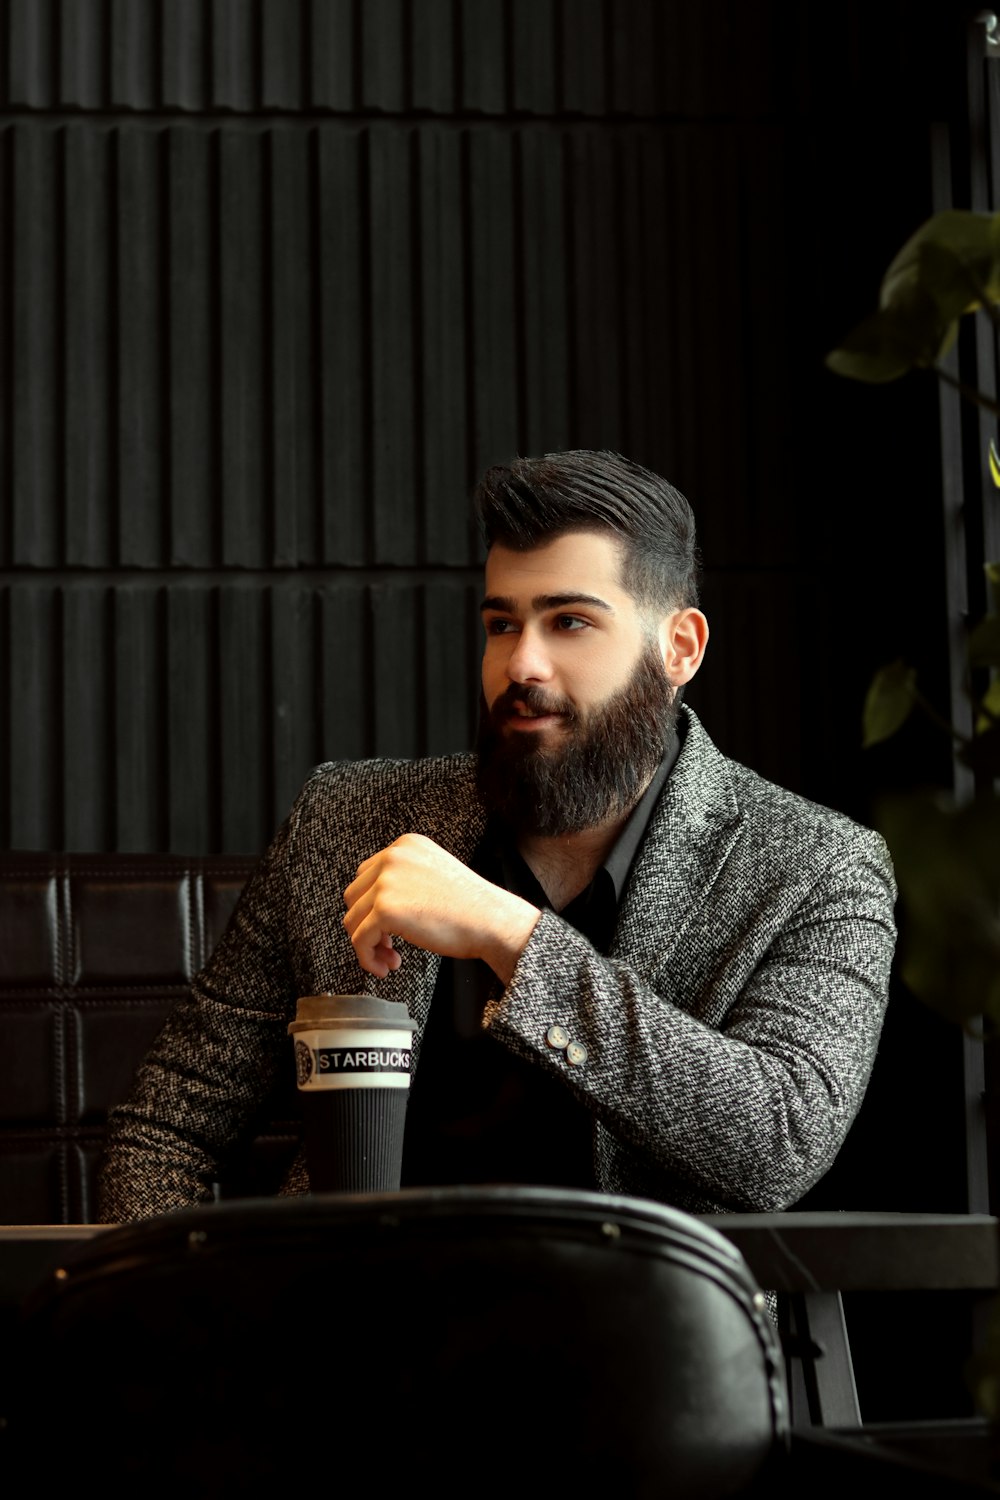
[475,642,678,838]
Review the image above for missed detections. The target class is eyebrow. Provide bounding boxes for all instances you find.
[479,591,615,615]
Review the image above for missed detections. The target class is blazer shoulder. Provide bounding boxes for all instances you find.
[300,751,477,803]
[286,752,482,860]
[681,707,889,870]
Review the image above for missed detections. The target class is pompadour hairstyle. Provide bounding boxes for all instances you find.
[473,449,701,612]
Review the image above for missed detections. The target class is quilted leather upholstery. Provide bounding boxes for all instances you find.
[0,852,300,1223]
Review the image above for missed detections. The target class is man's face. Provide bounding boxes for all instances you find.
[476,530,677,836]
[480,530,653,730]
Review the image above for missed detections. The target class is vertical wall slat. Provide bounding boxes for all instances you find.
[663,133,699,503]
[370,581,419,757]
[219,129,266,567]
[0,588,8,848]
[8,585,59,848]
[320,585,368,763]
[213,0,257,112]
[12,125,60,565]
[310,0,354,111]
[363,0,405,113]
[0,128,11,568]
[64,125,112,566]
[62,587,111,850]
[411,0,454,114]
[271,126,315,565]
[317,125,367,565]
[570,129,624,449]
[611,0,657,118]
[685,129,743,566]
[468,130,519,477]
[8,0,51,109]
[616,127,647,462]
[423,582,477,755]
[460,0,506,115]
[161,0,208,112]
[518,128,570,457]
[560,0,606,115]
[270,586,318,822]
[61,0,106,108]
[261,0,303,110]
[118,126,164,566]
[219,587,268,851]
[168,126,214,565]
[511,0,557,115]
[111,0,156,110]
[419,126,470,563]
[635,129,678,481]
[114,586,165,851]
[167,586,214,853]
[369,125,416,563]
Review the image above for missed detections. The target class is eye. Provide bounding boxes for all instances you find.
[485,617,517,635]
[554,615,588,631]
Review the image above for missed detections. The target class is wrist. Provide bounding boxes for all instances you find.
[482,894,541,984]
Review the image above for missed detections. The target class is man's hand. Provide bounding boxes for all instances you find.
[343,834,540,983]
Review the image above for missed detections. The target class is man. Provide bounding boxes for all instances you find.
[98,450,896,1221]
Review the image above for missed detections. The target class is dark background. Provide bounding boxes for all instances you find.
[0,0,989,1420]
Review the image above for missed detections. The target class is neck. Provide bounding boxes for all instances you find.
[516,812,628,912]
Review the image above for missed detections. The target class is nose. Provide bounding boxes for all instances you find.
[505,625,553,685]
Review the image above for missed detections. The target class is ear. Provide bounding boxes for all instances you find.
[657,608,709,686]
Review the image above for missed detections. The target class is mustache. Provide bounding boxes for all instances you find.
[488,683,577,723]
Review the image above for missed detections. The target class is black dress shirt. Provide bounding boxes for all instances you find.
[400,737,678,1190]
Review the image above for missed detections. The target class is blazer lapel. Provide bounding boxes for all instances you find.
[612,709,741,981]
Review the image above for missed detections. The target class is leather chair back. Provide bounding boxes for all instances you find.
[7,1187,789,1496]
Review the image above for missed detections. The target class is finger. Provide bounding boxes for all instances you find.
[352,923,402,977]
[343,858,381,909]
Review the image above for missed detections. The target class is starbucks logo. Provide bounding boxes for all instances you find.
[294,1040,314,1085]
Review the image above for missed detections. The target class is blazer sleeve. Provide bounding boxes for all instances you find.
[483,827,896,1212]
[96,814,299,1223]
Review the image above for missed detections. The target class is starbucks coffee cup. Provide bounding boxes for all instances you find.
[288,994,417,1194]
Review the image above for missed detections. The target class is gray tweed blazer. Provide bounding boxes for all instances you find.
[98,707,896,1222]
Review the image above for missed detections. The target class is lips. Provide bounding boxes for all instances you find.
[511,704,561,719]
[488,686,575,731]
[503,702,568,732]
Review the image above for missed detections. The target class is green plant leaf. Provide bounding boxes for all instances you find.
[978,677,1000,727]
[968,614,1000,668]
[877,791,1000,1027]
[826,290,951,384]
[987,563,1000,613]
[862,660,916,746]
[827,210,1000,383]
[990,441,1000,489]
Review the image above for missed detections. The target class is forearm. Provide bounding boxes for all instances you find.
[98,989,291,1221]
[485,853,896,1211]
[98,816,299,1222]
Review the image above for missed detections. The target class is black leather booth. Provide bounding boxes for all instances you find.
[0,851,299,1223]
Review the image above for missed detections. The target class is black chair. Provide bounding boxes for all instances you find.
[4,1187,789,1498]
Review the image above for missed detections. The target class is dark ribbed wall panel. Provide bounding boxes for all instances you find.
[0,0,948,120]
[1,579,482,854]
[1,117,792,575]
[1,1,954,854]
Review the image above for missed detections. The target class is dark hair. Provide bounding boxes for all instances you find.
[473,449,701,611]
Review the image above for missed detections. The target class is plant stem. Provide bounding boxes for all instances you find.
[912,686,973,746]
[934,364,1000,417]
